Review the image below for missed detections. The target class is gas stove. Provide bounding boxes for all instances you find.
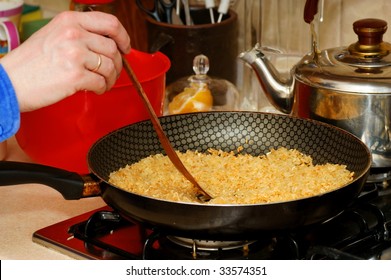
[32,181,391,260]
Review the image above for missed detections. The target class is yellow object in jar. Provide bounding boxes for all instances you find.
[168,83,213,114]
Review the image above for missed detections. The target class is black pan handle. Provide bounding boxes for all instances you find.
[0,161,86,200]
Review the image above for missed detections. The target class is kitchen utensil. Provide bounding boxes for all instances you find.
[205,0,215,23]
[217,0,229,23]
[181,0,192,25]
[121,56,212,202]
[136,0,176,24]
[160,0,176,24]
[136,0,162,22]
[145,6,238,84]
[176,0,180,16]
[15,49,170,173]
[0,112,371,240]
[239,0,391,170]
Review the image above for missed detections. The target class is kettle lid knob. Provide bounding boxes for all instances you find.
[349,18,390,57]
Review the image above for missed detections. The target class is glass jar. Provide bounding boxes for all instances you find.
[69,0,116,14]
[165,54,240,115]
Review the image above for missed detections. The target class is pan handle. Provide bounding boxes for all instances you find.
[0,161,97,200]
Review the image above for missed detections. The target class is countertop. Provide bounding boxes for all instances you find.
[0,137,106,260]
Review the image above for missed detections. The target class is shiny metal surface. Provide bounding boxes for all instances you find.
[239,19,391,168]
[291,84,391,168]
[238,45,295,114]
[296,48,391,94]
[239,46,391,168]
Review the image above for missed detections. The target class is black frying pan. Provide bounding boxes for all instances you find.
[0,112,371,240]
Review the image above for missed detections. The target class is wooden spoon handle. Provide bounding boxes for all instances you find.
[122,56,212,202]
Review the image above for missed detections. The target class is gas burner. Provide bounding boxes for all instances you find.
[166,236,256,251]
[152,235,284,260]
[367,168,391,183]
[162,236,257,259]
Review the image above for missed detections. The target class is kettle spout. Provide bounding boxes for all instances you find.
[239,44,295,114]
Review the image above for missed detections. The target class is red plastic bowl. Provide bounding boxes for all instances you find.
[16,49,170,173]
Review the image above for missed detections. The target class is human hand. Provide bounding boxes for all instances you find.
[0,11,131,112]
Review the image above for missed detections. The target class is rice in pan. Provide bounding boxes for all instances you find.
[108,147,354,205]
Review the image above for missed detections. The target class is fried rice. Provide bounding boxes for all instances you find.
[108,147,354,205]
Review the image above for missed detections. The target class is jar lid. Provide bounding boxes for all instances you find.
[73,0,114,4]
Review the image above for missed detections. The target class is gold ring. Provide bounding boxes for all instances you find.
[92,54,102,72]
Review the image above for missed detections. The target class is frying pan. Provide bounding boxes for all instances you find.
[0,112,371,240]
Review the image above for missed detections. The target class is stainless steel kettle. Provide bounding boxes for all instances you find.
[239,18,391,171]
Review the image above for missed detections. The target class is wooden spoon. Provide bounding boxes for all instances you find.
[122,56,212,202]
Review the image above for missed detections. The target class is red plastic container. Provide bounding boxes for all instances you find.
[16,49,170,173]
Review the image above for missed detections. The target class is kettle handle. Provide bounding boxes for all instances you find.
[304,0,319,24]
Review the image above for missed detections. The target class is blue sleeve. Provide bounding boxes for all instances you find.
[0,63,20,142]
